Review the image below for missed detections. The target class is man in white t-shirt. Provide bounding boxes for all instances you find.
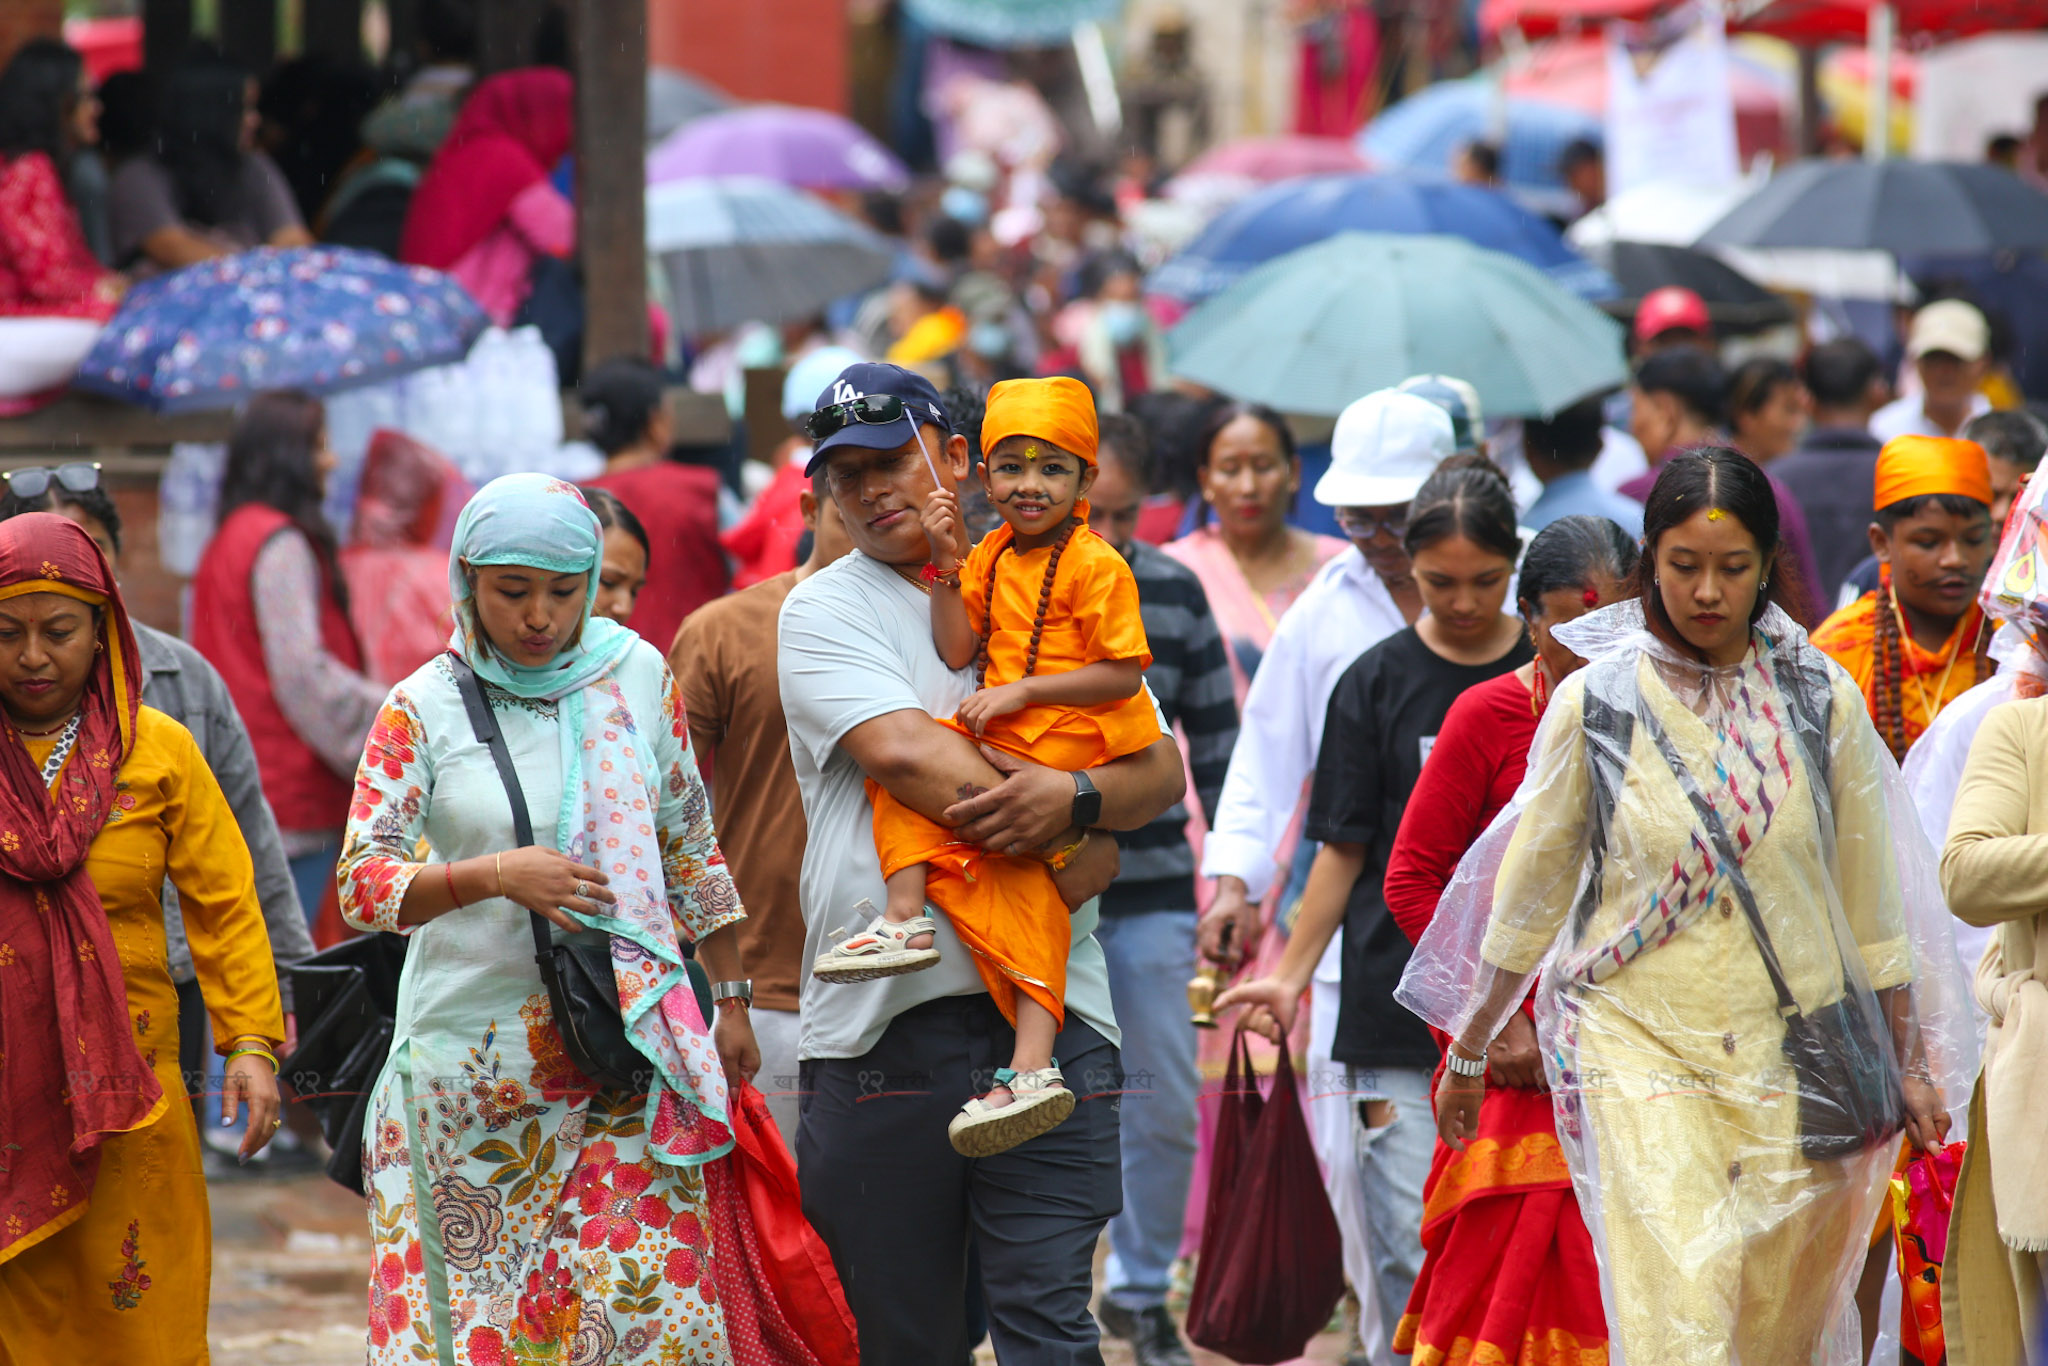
[777,362,1187,1364]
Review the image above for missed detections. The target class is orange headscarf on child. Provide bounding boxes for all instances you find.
[1874,435,1993,511]
[981,376,1099,466]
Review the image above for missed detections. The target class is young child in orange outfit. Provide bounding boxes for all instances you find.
[812,376,1160,1156]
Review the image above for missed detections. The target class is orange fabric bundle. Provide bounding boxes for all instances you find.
[1874,435,1992,511]
[981,376,1099,465]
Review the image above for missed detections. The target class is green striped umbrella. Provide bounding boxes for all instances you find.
[1166,231,1627,419]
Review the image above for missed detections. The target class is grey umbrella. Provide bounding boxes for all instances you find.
[646,176,894,336]
[647,67,733,144]
[1697,159,2048,256]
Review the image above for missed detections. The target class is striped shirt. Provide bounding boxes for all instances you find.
[1106,541,1239,915]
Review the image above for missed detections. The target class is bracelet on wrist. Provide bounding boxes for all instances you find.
[227,1046,280,1072]
[443,861,463,909]
[1444,1049,1488,1079]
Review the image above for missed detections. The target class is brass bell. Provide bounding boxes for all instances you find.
[1187,960,1224,1029]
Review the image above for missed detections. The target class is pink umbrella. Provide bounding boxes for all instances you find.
[647,104,911,192]
[1502,37,1794,166]
[1179,135,1372,183]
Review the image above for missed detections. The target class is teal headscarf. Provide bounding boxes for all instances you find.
[447,473,734,1163]
[447,473,636,699]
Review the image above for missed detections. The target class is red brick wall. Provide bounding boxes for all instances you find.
[649,0,846,113]
[108,474,184,637]
[0,0,64,72]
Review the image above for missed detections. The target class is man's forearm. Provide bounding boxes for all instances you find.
[1090,734,1186,831]
[843,709,1006,826]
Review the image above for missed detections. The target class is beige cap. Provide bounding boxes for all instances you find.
[1907,299,1989,363]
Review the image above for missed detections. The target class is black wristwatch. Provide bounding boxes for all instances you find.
[1071,771,1102,827]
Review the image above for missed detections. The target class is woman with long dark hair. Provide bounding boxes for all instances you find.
[1216,452,1534,1357]
[1376,516,1638,1365]
[0,38,123,403]
[106,48,309,274]
[1402,448,1974,1363]
[190,390,384,927]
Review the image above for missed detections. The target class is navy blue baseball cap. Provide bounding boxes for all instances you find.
[802,361,952,476]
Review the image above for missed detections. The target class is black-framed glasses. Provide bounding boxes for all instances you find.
[3,462,101,500]
[802,394,907,443]
[1334,507,1409,541]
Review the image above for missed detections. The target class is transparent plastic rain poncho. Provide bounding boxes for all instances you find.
[1398,600,1977,1366]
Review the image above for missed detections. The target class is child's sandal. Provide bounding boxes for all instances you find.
[811,900,942,983]
[947,1063,1076,1157]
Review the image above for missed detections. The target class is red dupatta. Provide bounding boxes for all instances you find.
[0,514,158,1265]
[399,68,573,271]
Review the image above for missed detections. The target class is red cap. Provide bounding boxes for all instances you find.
[1634,287,1712,344]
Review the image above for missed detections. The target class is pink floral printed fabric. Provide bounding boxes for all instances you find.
[338,644,747,1364]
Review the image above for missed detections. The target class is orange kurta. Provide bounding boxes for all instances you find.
[1811,590,1986,754]
[872,521,1160,1026]
[0,707,284,1364]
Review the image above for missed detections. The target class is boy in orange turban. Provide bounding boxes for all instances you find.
[812,376,1161,1157]
[1812,434,1997,758]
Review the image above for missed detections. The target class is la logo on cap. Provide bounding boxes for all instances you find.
[831,379,865,405]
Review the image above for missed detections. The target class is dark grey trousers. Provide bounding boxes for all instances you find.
[797,995,1124,1366]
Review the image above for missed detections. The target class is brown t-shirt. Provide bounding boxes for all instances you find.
[671,569,807,1012]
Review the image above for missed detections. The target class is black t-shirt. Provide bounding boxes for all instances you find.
[1308,625,1533,1070]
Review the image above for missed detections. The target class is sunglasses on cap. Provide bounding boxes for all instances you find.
[802,394,910,443]
[3,462,101,501]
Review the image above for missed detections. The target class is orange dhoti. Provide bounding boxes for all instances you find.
[868,701,1154,1030]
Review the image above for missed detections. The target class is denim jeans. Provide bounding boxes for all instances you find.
[1350,1064,1434,1354]
[1095,910,1201,1313]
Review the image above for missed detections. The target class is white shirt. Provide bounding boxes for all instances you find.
[1200,547,1408,902]
[1902,671,2012,981]
[777,551,1121,1061]
[1869,391,1992,444]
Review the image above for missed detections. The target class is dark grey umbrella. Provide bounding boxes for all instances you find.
[1586,241,1796,335]
[647,67,733,144]
[1697,159,2048,256]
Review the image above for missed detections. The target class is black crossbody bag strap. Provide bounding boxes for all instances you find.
[448,654,550,963]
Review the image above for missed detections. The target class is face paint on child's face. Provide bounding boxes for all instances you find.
[981,436,1091,540]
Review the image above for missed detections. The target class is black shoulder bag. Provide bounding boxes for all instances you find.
[449,655,652,1095]
[1578,653,1904,1160]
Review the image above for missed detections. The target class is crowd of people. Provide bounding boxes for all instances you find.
[3,7,2048,1366]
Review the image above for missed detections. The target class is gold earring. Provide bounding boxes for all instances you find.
[93,638,104,653]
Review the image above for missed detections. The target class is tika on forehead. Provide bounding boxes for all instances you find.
[1024,444,1041,462]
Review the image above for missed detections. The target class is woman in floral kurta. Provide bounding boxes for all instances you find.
[339,475,756,1366]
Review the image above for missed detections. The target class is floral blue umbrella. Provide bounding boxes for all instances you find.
[73,246,488,414]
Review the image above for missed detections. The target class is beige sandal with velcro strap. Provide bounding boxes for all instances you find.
[811,899,942,983]
[947,1063,1076,1157]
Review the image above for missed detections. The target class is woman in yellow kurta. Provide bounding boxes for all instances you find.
[1403,450,1977,1364]
[0,513,284,1365]
[1811,434,1996,760]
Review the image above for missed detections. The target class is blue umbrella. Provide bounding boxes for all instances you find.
[1167,232,1626,419]
[1148,171,1614,304]
[74,247,487,414]
[1361,79,1600,215]
[903,0,1121,47]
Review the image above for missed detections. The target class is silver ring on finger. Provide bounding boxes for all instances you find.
[574,881,588,900]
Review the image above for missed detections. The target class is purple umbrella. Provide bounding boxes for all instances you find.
[647,104,910,193]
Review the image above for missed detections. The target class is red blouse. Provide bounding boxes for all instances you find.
[1383,668,1540,946]
[0,152,116,321]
